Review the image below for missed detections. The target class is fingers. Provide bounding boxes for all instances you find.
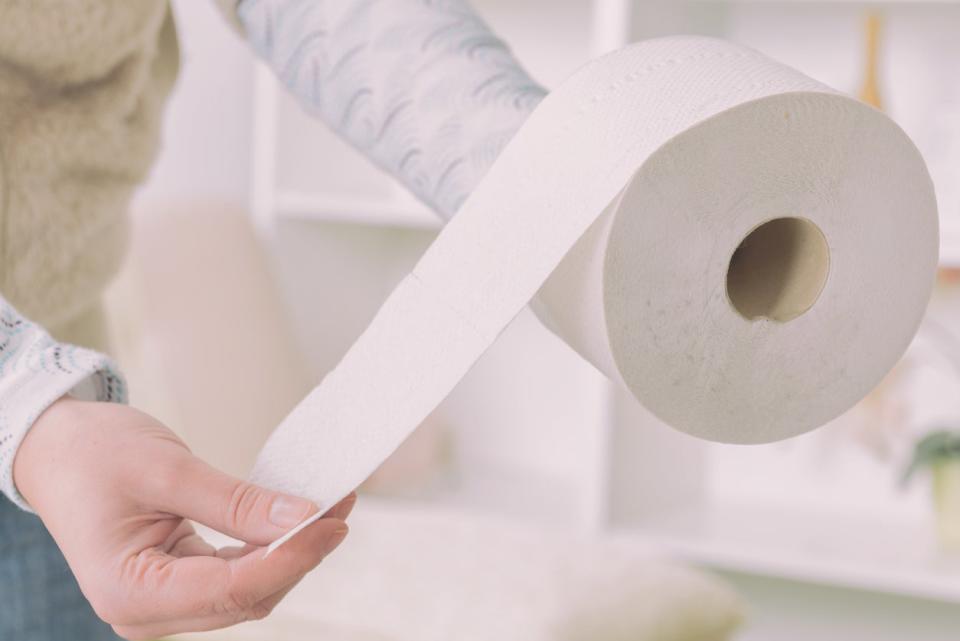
[326,492,358,521]
[150,454,319,545]
[252,579,302,617]
[109,453,358,638]
[113,614,244,641]
[215,543,257,560]
[112,572,308,640]
[224,516,347,606]
[108,515,347,629]
[163,521,217,558]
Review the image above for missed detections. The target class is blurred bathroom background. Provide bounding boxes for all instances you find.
[112,1,960,640]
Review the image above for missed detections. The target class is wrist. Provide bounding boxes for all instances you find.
[12,396,88,510]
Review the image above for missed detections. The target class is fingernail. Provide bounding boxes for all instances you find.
[269,495,314,528]
[324,525,349,554]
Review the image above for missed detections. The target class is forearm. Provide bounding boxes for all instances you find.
[0,295,127,510]
[236,0,546,218]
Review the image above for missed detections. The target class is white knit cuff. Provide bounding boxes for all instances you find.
[0,309,127,511]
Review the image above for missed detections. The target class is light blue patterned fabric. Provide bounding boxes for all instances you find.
[238,0,547,218]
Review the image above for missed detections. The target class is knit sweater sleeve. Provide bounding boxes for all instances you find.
[0,295,127,510]
[230,0,546,219]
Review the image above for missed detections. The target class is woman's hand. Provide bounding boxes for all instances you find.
[13,396,354,640]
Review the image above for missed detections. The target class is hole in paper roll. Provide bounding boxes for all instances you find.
[726,217,830,323]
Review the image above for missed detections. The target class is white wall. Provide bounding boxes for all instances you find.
[135,0,255,207]
[110,0,305,477]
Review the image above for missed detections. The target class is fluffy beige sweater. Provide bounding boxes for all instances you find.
[0,1,238,352]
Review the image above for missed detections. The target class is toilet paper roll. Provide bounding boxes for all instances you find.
[253,36,938,551]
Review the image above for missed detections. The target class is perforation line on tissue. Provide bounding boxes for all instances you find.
[253,37,939,553]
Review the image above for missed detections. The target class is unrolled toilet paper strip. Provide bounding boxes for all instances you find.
[254,36,939,553]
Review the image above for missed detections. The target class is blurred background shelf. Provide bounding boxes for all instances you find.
[274,192,441,230]
[630,501,960,604]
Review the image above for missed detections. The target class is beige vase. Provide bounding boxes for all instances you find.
[933,459,960,551]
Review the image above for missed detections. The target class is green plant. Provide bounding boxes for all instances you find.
[902,430,960,485]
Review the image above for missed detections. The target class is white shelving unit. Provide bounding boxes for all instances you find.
[251,0,960,615]
[629,501,960,604]
[249,63,444,231]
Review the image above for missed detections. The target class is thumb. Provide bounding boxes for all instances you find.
[154,455,317,546]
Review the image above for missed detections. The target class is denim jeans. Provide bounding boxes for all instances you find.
[0,494,119,641]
